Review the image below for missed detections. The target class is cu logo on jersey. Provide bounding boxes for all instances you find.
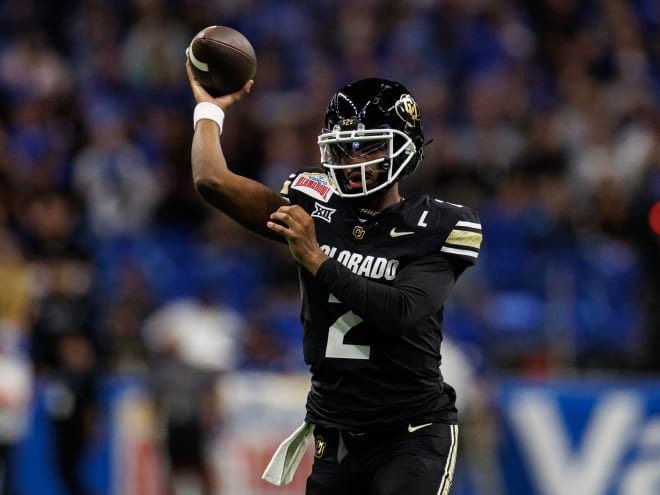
[315,436,326,459]
[395,94,420,123]
[353,226,366,240]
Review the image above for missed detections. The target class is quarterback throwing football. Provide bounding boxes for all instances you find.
[186,60,482,495]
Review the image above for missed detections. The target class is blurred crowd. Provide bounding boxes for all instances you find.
[0,0,658,492]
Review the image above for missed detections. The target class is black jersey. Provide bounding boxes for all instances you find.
[281,169,482,430]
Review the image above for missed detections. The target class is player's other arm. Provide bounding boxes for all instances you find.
[187,60,288,242]
[266,204,458,332]
[314,208,482,334]
[316,254,461,334]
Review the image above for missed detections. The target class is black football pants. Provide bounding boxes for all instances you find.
[306,423,458,495]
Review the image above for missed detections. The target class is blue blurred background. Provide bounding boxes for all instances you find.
[0,0,659,494]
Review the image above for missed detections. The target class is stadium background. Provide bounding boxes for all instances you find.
[0,0,658,494]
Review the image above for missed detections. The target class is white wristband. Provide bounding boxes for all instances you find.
[193,102,225,134]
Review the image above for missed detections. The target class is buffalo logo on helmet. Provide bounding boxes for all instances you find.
[395,94,421,123]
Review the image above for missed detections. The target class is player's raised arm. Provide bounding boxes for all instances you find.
[186,60,288,242]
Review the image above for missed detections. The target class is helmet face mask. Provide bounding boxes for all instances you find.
[318,78,424,198]
[318,126,417,197]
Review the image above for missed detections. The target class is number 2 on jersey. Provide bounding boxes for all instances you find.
[325,294,370,359]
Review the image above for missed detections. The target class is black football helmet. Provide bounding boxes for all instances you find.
[318,78,425,197]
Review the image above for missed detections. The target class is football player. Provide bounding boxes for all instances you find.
[186,61,482,495]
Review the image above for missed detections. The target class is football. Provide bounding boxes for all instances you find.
[187,25,257,97]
